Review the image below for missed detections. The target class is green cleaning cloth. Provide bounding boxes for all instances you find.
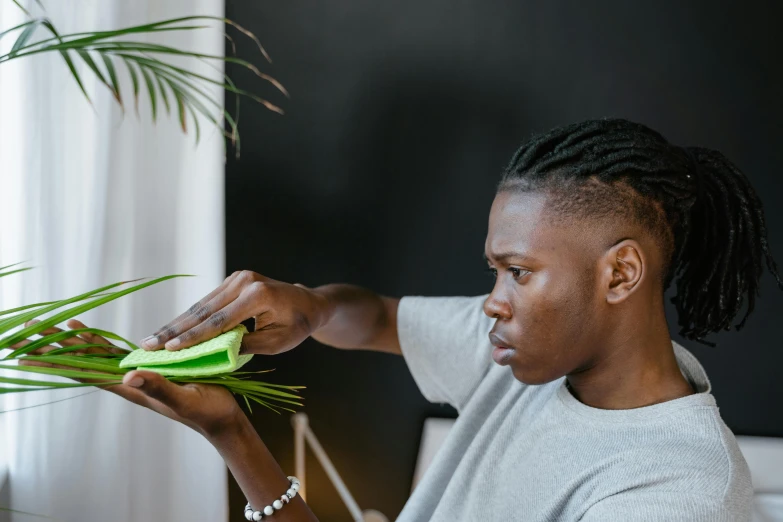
[119,325,253,377]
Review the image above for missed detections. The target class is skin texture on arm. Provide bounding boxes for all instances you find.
[308,284,401,354]
[208,412,318,522]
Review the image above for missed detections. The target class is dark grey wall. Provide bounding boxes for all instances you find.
[224,1,783,519]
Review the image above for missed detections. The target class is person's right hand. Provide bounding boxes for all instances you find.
[139,270,333,354]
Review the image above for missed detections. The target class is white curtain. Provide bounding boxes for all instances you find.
[0,1,228,521]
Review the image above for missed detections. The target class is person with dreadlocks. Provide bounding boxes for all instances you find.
[19,118,781,521]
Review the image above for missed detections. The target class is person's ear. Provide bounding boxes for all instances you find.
[603,241,644,304]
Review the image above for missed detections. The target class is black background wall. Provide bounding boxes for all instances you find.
[224,1,783,520]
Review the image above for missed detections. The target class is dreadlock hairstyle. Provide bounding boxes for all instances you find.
[499,118,782,347]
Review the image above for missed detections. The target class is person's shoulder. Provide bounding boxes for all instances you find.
[646,399,753,503]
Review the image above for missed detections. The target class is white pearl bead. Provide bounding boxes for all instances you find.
[273,500,283,510]
[287,488,297,498]
[263,505,274,516]
[252,511,263,521]
[245,510,254,521]
[291,483,300,492]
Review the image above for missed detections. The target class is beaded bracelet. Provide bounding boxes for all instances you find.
[244,476,301,520]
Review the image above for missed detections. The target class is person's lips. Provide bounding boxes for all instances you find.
[489,332,515,365]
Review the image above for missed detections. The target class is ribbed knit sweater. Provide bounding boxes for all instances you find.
[395,295,753,521]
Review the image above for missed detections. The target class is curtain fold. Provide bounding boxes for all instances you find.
[0,1,228,520]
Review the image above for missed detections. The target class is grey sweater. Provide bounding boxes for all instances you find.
[395,295,753,521]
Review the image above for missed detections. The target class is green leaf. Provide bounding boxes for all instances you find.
[0,275,191,351]
[60,49,92,105]
[140,65,158,122]
[0,375,100,389]
[0,279,135,335]
[10,0,32,18]
[122,57,141,114]
[172,83,188,133]
[6,327,136,359]
[0,261,29,271]
[0,363,122,382]
[44,343,128,356]
[8,22,37,57]
[22,355,128,374]
[0,293,114,318]
[77,49,121,107]
[156,73,171,115]
[20,19,95,107]
[0,503,56,519]
[0,21,35,43]
[100,54,123,106]
[0,266,34,278]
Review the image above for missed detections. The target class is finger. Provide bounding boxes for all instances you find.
[140,271,255,351]
[19,357,55,368]
[162,281,265,351]
[122,370,187,412]
[100,378,173,415]
[238,314,312,355]
[25,319,105,356]
[10,336,59,356]
[239,329,293,355]
[24,320,88,350]
[66,319,124,354]
[161,273,260,344]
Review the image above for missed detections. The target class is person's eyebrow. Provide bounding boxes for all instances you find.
[483,251,538,264]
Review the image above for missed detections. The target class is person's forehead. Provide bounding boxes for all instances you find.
[485,191,590,261]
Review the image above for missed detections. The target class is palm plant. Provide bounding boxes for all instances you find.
[1,0,289,156]
[0,262,304,415]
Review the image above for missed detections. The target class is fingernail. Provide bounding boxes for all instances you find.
[141,336,157,349]
[165,338,180,350]
[128,376,144,388]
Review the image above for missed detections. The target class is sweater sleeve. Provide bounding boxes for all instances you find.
[396,294,494,411]
[579,491,751,522]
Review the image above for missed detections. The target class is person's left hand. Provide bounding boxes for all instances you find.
[14,319,245,439]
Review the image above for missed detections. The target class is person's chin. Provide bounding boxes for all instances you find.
[507,361,559,386]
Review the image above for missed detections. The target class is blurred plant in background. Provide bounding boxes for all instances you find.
[1,0,288,156]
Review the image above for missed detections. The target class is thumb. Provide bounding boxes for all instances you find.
[240,330,295,355]
[123,370,185,410]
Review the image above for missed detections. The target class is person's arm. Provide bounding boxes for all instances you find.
[208,413,317,521]
[136,271,401,356]
[307,283,401,354]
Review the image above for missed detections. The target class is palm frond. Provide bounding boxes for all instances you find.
[0,13,287,157]
[0,263,304,414]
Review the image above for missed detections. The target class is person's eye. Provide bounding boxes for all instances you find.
[509,267,529,280]
[485,267,497,278]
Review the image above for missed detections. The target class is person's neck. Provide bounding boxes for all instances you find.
[565,317,695,410]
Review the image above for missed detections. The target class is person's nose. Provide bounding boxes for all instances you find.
[483,288,512,320]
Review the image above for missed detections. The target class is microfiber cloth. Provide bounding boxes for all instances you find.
[119,325,253,377]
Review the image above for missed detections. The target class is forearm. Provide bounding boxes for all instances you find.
[208,414,318,522]
[309,284,401,354]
